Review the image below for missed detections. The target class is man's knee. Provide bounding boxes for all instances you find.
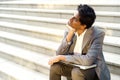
[50,63,61,74]
[71,68,84,78]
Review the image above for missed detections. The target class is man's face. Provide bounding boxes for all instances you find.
[68,11,82,30]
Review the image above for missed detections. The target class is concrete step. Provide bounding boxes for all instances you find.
[104,52,120,75]
[0,42,119,79]
[0,57,48,80]
[0,21,64,42]
[96,11,120,23]
[0,7,73,19]
[0,75,5,80]
[0,13,66,29]
[0,7,120,23]
[94,22,120,37]
[111,73,120,80]
[0,23,120,54]
[103,36,120,54]
[0,30,59,56]
[0,14,120,37]
[0,42,50,75]
[0,0,119,12]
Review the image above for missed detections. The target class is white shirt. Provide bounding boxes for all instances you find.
[74,29,87,54]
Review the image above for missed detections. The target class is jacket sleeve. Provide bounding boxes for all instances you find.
[64,31,105,66]
[56,30,72,55]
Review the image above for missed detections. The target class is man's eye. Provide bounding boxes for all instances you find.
[75,18,79,22]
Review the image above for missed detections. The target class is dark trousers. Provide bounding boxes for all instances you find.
[50,62,97,80]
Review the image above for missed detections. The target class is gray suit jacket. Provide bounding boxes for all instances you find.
[56,26,110,80]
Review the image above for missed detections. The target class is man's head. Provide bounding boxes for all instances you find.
[77,4,96,29]
[68,4,96,30]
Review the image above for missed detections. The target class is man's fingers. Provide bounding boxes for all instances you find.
[48,59,53,65]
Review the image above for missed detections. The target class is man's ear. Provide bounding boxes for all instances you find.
[83,25,87,29]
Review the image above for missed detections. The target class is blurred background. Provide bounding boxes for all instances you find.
[0,0,119,80]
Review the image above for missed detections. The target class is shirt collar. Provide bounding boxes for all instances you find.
[75,29,87,37]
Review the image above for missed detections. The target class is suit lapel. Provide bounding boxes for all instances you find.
[69,27,94,53]
[82,27,94,50]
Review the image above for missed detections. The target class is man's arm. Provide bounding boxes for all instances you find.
[66,25,76,42]
[49,30,105,66]
[64,31,105,66]
[56,25,75,55]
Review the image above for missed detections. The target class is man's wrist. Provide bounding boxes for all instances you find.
[66,30,75,42]
[58,55,66,61]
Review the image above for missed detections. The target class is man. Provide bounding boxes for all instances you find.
[48,4,110,80]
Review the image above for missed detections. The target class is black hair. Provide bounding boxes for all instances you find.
[77,4,96,29]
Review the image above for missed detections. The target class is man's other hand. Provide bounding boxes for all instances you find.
[48,55,66,65]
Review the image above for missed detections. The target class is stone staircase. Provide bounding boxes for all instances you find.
[0,0,120,80]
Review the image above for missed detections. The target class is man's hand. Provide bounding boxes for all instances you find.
[48,55,66,65]
[66,24,76,32]
[48,56,60,65]
[66,23,76,42]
